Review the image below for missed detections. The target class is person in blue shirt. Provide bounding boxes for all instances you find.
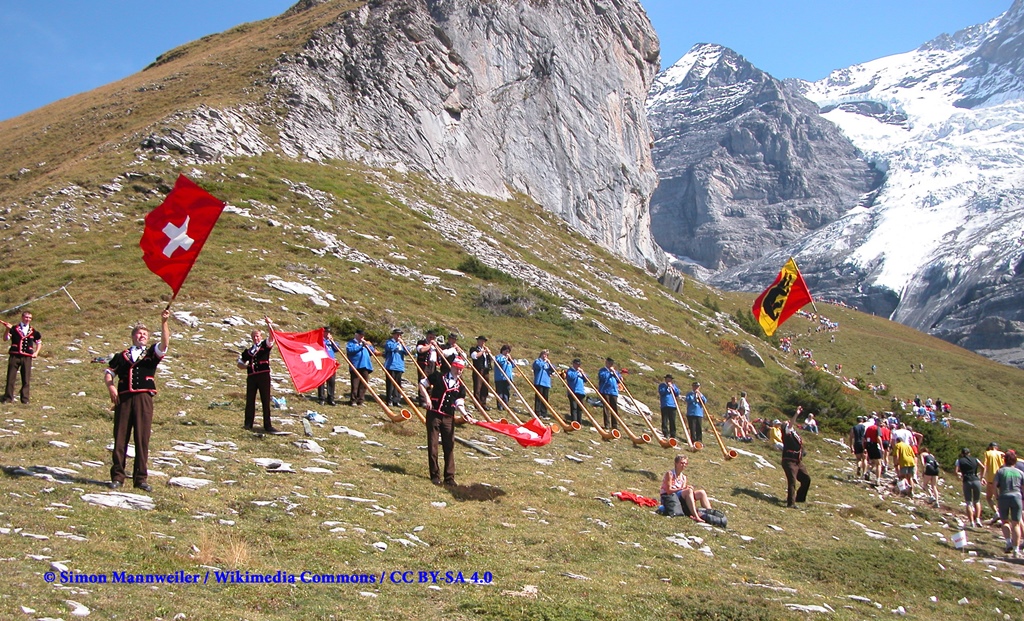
[383,328,409,407]
[564,358,587,425]
[684,381,705,445]
[532,349,555,418]
[658,374,681,440]
[493,345,515,411]
[317,326,342,406]
[346,330,375,406]
[597,358,621,431]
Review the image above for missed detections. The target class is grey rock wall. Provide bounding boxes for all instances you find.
[271,0,664,270]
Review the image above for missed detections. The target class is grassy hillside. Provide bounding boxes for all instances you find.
[0,2,1023,619]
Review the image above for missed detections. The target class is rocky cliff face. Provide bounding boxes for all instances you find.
[646,44,881,274]
[269,0,664,270]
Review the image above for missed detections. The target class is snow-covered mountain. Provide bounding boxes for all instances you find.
[652,0,1024,367]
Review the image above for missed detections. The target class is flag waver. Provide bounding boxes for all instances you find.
[140,174,225,297]
[272,328,339,394]
[751,257,813,337]
[473,417,552,447]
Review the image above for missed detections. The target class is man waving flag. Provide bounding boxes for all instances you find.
[272,327,340,393]
[140,174,225,300]
[752,257,814,337]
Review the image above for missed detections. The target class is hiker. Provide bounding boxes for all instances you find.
[864,415,883,484]
[995,450,1023,557]
[849,416,868,479]
[984,442,1005,520]
[781,406,811,508]
[660,454,711,521]
[893,436,916,496]
[918,446,941,505]
[955,447,985,528]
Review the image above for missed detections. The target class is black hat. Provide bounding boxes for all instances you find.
[448,332,458,339]
[665,374,674,380]
[426,329,437,335]
[476,335,488,341]
[323,326,332,332]
[355,329,364,335]
[392,328,403,334]
[572,358,581,365]
[692,381,700,387]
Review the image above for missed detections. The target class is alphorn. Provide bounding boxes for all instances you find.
[698,393,736,460]
[619,379,676,449]
[450,343,530,426]
[341,349,410,423]
[365,347,425,424]
[446,342,513,424]
[511,362,573,433]
[554,367,617,440]
[583,374,650,445]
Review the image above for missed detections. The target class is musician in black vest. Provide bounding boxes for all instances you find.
[104,309,170,491]
[238,317,277,432]
[419,356,475,486]
[2,310,42,404]
[781,405,811,508]
[414,330,439,405]
[469,335,492,410]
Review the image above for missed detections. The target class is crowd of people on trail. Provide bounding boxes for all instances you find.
[954,443,1024,558]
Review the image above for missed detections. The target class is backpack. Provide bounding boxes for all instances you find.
[698,508,727,529]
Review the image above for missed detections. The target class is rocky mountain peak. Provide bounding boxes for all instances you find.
[269,0,665,270]
[646,44,881,273]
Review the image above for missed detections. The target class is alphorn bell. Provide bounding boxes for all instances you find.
[554,367,617,440]
[619,378,676,449]
[583,373,650,445]
[698,393,736,460]
[341,349,410,423]
[365,347,425,423]
[511,362,573,433]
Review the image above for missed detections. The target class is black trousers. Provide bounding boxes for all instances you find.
[534,385,550,417]
[661,406,677,439]
[602,394,618,429]
[687,415,703,445]
[384,370,404,406]
[245,373,272,429]
[350,368,370,404]
[426,409,456,483]
[568,392,586,424]
[783,459,811,506]
[494,381,511,411]
[317,372,336,404]
[472,371,489,409]
[111,392,153,485]
[3,354,32,403]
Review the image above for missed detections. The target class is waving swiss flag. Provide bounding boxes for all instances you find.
[140,174,225,297]
[272,327,339,393]
[473,417,552,447]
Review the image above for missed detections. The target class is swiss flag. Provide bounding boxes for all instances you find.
[272,327,339,393]
[140,174,225,297]
[473,417,552,447]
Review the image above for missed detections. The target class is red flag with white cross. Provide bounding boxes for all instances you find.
[271,327,339,394]
[140,174,225,298]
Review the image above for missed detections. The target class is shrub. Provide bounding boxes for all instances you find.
[457,256,515,284]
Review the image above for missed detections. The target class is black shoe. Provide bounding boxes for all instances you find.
[109,481,124,490]
[443,479,457,487]
[431,478,442,486]
[243,424,253,431]
[136,483,153,492]
[787,503,797,509]
[327,401,336,406]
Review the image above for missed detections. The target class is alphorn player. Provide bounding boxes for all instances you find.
[419,356,475,487]
[564,358,587,425]
[346,329,375,406]
[493,344,515,412]
[414,329,439,405]
[469,335,493,410]
[597,358,622,431]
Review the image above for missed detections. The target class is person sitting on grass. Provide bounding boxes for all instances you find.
[661,454,712,521]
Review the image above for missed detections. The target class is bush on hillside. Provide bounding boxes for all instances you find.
[457,256,515,284]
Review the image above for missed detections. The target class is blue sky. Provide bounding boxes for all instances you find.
[0,0,1013,121]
